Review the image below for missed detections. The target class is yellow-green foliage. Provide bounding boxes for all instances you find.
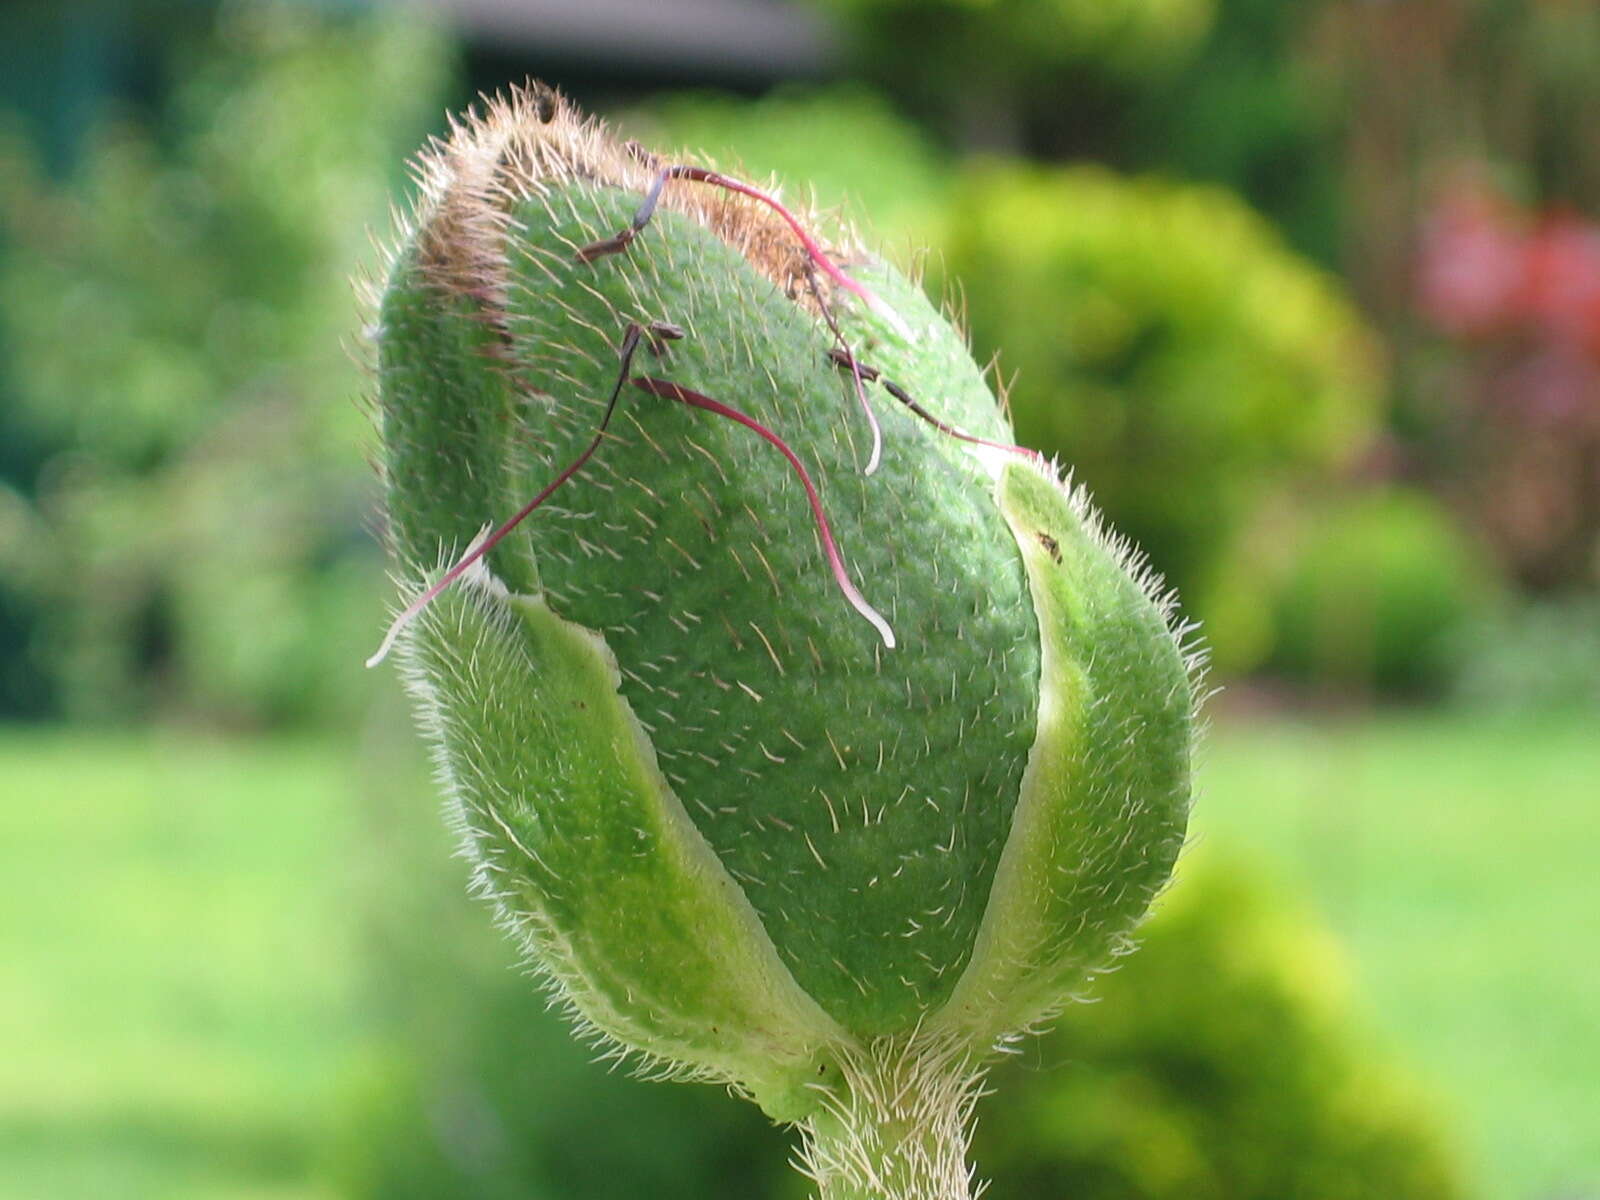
[940,164,1384,669]
[974,855,1468,1200]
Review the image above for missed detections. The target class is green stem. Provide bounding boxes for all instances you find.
[799,1037,984,1200]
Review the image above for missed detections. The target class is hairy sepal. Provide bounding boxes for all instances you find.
[933,458,1199,1047]
[398,562,845,1121]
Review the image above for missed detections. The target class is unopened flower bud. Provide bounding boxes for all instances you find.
[370,85,1200,1200]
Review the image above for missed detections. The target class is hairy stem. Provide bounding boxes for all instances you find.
[800,1039,984,1200]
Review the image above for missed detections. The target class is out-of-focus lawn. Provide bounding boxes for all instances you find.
[0,711,1594,1199]
[1194,712,1600,1200]
[0,732,359,1200]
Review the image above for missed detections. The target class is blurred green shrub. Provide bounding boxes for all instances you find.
[811,0,1343,266]
[975,854,1468,1200]
[335,996,785,1200]
[1268,489,1503,697]
[1123,0,1344,266]
[0,3,451,725]
[815,0,1215,85]
[939,162,1384,671]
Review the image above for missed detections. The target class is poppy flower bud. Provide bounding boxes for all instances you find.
[370,85,1200,1200]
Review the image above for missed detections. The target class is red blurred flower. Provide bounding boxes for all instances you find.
[1522,213,1600,355]
[1416,184,1528,339]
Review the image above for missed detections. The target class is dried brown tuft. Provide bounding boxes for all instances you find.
[405,81,852,323]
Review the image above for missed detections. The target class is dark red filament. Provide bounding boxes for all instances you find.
[366,323,648,668]
[631,376,896,649]
[825,348,1044,464]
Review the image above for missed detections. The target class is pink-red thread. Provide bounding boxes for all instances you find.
[632,376,896,649]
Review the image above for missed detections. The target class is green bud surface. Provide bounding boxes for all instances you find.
[371,86,1200,1199]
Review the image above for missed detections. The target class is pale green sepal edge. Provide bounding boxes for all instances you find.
[930,458,1195,1051]
[399,565,849,1122]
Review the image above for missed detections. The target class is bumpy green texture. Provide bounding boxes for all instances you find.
[387,191,1043,1041]
[375,95,1197,1199]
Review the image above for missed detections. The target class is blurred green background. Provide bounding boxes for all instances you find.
[1,1,1596,1198]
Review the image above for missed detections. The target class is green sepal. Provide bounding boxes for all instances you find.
[400,568,847,1121]
[932,458,1195,1047]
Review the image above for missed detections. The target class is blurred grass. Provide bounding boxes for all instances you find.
[1193,711,1600,1198]
[0,731,358,1200]
[1,711,1594,1199]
